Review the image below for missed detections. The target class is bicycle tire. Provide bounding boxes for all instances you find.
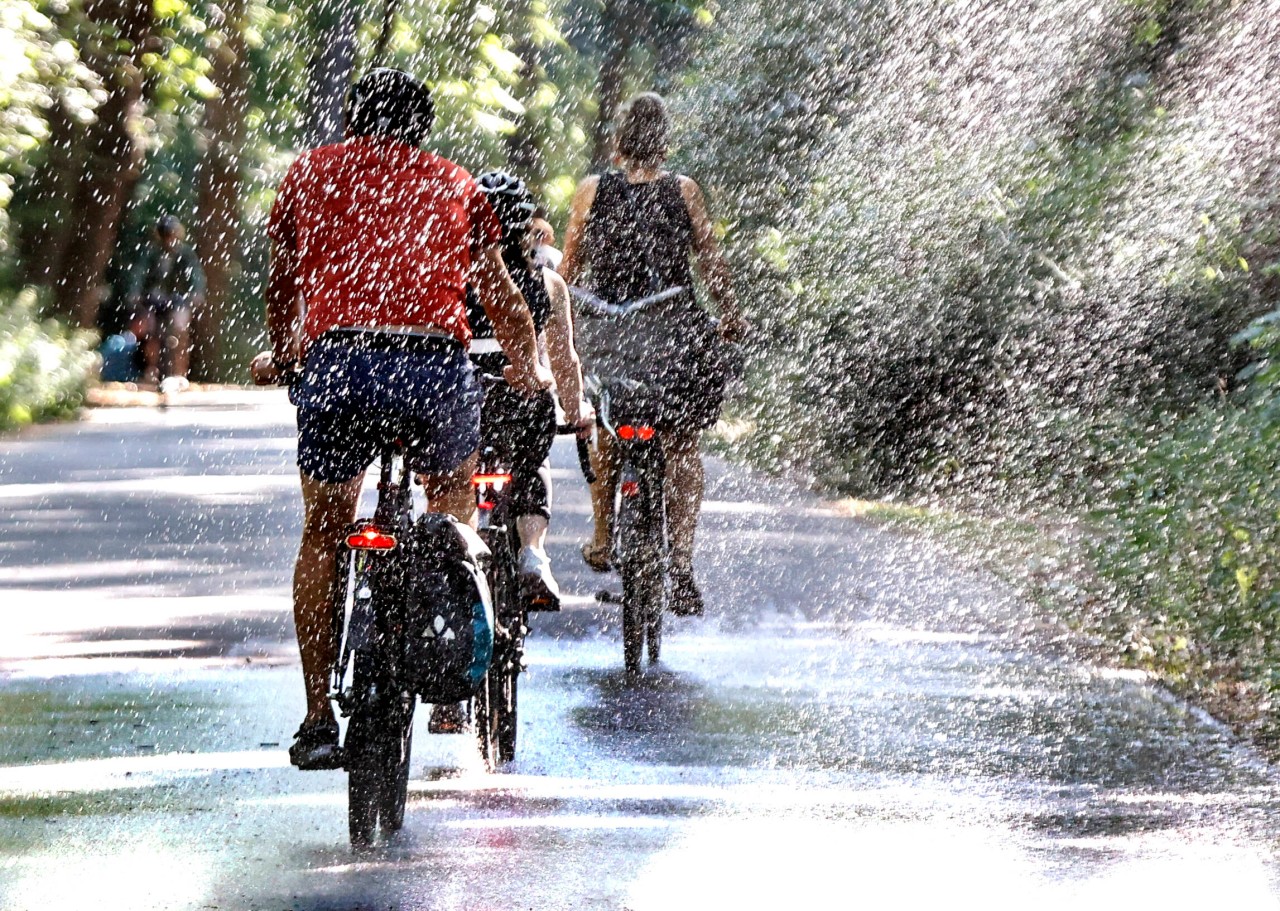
[621,557,663,676]
[377,699,414,832]
[494,523,521,765]
[472,672,498,770]
[647,587,663,665]
[346,657,414,846]
[346,673,380,848]
[495,663,517,764]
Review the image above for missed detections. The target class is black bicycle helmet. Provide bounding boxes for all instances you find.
[346,67,434,146]
[156,215,181,238]
[476,171,537,239]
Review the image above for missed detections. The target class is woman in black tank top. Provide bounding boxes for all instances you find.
[560,92,749,618]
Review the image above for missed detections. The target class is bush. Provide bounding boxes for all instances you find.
[678,0,1278,503]
[0,289,97,431]
[1094,307,1280,733]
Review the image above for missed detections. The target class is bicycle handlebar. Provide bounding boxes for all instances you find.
[556,424,596,485]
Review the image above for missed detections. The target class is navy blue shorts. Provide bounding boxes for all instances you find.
[290,331,482,484]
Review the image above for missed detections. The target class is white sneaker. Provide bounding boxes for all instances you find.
[519,545,561,612]
[159,375,190,396]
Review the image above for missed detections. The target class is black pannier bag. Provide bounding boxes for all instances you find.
[405,513,495,703]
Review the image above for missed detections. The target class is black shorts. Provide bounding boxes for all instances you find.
[480,380,556,520]
[291,331,482,484]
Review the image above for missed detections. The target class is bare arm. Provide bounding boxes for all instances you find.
[679,176,747,338]
[558,176,599,286]
[266,240,304,365]
[473,246,551,393]
[542,269,593,434]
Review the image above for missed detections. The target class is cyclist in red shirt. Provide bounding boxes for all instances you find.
[252,69,550,769]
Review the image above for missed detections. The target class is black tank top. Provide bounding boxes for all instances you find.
[581,171,695,303]
[466,243,552,344]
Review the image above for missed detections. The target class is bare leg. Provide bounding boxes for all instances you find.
[420,450,480,527]
[662,429,704,570]
[141,335,161,385]
[169,322,191,380]
[517,515,549,550]
[587,432,619,555]
[295,472,364,726]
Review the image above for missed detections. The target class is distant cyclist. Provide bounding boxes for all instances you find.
[467,171,594,611]
[560,91,748,617]
[128,215,205,385]
[251,68,550,770]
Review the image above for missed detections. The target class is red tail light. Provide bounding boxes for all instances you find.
[471,473,513,488]
[621,480,641,498]
[617,424,655,441]
[347,527,397,550]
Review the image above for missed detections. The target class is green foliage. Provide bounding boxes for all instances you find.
[1093,307,1280,729]
[679,0,1272,504]
[0,287,95,430]
[0,1,97,273]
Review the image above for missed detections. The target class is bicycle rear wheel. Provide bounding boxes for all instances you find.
[472,672,498,770]
[621,557,663,676]
[377,700,414,833]
[346,658,414,847]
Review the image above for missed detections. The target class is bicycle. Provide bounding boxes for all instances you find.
[328,433,500,847]
[590,377,668,677]
[471,376,594,765]
[569,289,677,678]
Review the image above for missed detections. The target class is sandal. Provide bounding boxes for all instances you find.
[580,542,613,573]
[289,720,343,770]
[668,567,704,617]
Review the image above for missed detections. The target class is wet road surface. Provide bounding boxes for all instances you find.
[1,393,1278,910]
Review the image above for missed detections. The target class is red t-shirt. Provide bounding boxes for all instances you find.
[267,136,501,345]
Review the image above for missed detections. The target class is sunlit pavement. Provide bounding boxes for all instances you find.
[1,392,1278,910]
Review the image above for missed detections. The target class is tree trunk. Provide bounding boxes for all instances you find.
[17,94,87,287]
[590,1,644,172]
[50,0,153,329]
[504,0,544,191]
[193,0,250,381]
[305,0,359,148]
[374,0,402,66]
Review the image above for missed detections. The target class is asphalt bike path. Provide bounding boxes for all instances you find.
[0,392,1277,909]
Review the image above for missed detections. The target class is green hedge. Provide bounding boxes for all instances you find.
[0,290,97,432]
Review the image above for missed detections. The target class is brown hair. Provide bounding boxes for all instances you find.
[614,92,672,168]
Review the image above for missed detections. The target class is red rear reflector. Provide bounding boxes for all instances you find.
[477,500,495,511]
[347,527,397,550]
[471,473,513,487]
[621,480,640,497]
[637,426,656,441]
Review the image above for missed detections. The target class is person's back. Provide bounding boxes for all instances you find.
[273,137,492,346]
[581,170,694,307]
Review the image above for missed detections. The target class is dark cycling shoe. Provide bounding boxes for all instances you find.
[289,720,343,770]
[428,701,466,734]
[521,545,561,612]
[580,542,612,573]
[668,568,704,617]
